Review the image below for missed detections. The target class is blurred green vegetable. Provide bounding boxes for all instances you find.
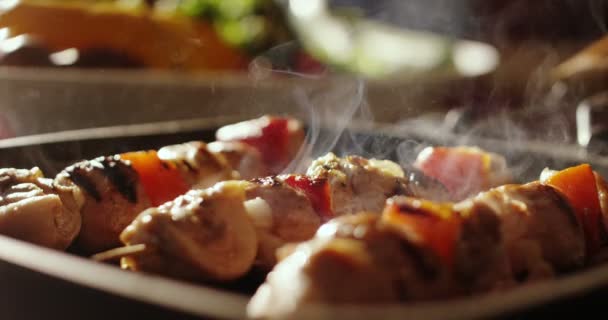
[178,0,292,53]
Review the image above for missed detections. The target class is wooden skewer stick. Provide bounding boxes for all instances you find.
[91,244,147,262]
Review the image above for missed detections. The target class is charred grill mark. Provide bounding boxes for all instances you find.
[98,156,138,203]
[395,200,438,219]
[160,160,170,170]
[181,160,196,173]
[539,184,579,227]
[198,147,224,170]
[454,203,501,283]
[400,240,440,280]
[251,176,282,187]
[392,180,413,197]
[66,165,101,202]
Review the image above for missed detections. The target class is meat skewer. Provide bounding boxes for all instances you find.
[111,152,462,281]
[0,115,304,252]
[114,151,429,280]
[247,164,608,318]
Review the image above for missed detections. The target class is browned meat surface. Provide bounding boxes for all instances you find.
[0,167,83,249]
[55,156,150,253]
[157,141,237,189]
[245,176,321,269]
[594,172,608,238]
[248,213,453,318]
[469,182,585,278]
[207,141,269,180]
[120,181,257,282]
[306,153,448,215]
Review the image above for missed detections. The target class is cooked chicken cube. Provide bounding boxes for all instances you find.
[55,156,151,253]
[120,181,258,282]
[0,167,82,249]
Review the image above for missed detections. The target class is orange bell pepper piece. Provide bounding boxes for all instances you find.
[544,164,602,256]
[120,151,190,206]
[382,198,462,269]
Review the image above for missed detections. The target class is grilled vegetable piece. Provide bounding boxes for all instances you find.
[55,156,151,253]
[414,146,511,200]
[119,150,190,207]
[216,115,305,174]
[120,181,258,282]
[0,167,83,250]
[0,1,247,70]
[541,164,603,256]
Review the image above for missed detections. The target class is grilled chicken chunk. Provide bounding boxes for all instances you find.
[467,182,584,278]
[307,153,448,216]
[0,167,82,249]
[157,141,238,189]
[55,156,151,253]
[207,141,269,180]
[244,176,322,269]
[120,181,258,281]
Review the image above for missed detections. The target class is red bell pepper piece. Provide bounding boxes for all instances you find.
[414,147,488,200]
[217,116,292,173]
[283,175,333,221]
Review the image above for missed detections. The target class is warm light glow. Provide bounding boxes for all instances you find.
[0,35,27,53]
[0,0,19,12]
[576,101,592,147]
[289,0,324,20]
[49,48,79,66]
[453,41,500,76]
[0,28,9,41]
[358,25,449,73]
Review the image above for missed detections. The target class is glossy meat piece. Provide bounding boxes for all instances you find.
[120,181,257,282]
[306,153,447,216]
[207,141,269,180]
[248,214,453,318]
[594,172,608,241]
[470,182,585,278]
[0,167,82,249]
[157,141,237,189]
[55,156,150,253]
[245,176,321,269]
